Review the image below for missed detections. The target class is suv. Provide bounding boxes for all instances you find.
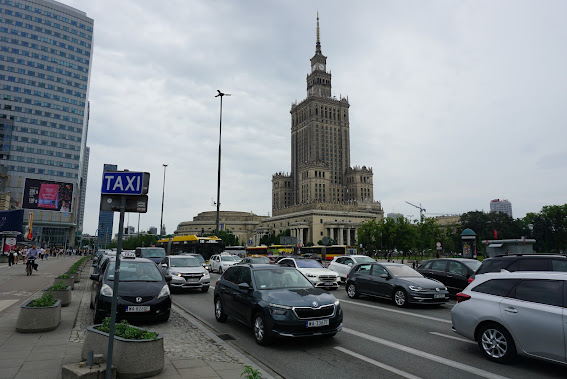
[469,254,567,283]
[277,257,339,289]
[209,253,240,274]
[452,271,567,364]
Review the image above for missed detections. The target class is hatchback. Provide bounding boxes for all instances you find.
[417,258,481,294]
[452,271,567,364]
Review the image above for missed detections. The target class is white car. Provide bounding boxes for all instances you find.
[209,254,240,274]
[277,257,339,290]
[329,255,376,282]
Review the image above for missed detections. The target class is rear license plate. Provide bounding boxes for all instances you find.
[434,294,445,299]
[126,306,150,312]
[307,319,330,328]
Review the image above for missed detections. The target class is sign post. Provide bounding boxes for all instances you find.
[100,171,149,379]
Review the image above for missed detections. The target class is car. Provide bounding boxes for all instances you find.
[181,253,211,271]
[90,256,172,323]
[134,247,167,264]
[209,253,240,273]
[160,255,210,292]
[328,255,376,282]
[452,271,567,364]
[416,258,481,295]
[239,256,272,264]
[213,264,343,345]
[469,254,567,283]
[345,262,449,307]
[277,257,340,290]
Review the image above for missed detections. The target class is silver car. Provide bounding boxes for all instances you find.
[452,271,567,364]
[160,255,210,292]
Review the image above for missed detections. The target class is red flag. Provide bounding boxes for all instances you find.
[493,229,498,239]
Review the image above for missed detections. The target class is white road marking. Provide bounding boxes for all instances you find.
[335,347,422,379]
[0,299,19,312]
[429,331,476,344]
[343,328,510,379]
[340,299,452,324]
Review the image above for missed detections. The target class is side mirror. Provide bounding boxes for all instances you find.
[90,273,99,281]
[161,264,168,268]
[238,282,251,291]
[165,275,172,282]
[380,273,389,279]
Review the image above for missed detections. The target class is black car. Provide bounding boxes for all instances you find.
[135,247,166,264]
[214,264,343,345]
[417,258,481,295]
[345,262,449,307]
[239,256,272,264]
[469,254,567,283]
[90,256,172,323]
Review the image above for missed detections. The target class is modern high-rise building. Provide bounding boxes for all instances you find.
[490,199,513,218]
[0,0,93,246]
[97,163,116,248]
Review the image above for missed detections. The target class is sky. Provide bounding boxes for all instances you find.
[59,0,567,236]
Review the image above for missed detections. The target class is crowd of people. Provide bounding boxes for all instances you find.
[5,245,91,268]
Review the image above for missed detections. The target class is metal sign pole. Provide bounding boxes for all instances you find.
[106,196,126,379]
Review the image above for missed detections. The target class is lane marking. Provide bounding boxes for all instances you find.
[335,347,422,379]
[343,328,510,379]
[340,299,452,324]
[0,299,19,312]
[429,331,476,344]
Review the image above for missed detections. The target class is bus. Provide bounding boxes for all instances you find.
[245,246,268,256]
[267,245,294,256]
[223,246,246,258]
[156,235,224,261]
[300,245,358,261]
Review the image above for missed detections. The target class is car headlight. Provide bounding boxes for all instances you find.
[334,299,340,306]
[269,303,292,316]
[408,285,427,292]
[170,271,181,277]
[204,265,210,271]
[158,284,171,299]
[100,284,113,297]
[202,272,208,277]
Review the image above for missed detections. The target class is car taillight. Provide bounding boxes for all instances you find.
[468,276,474,283]
[456,292,471,303]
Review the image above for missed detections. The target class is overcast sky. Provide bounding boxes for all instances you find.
[60,0,567,236]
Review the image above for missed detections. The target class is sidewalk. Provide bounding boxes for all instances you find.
[0,257,274,379]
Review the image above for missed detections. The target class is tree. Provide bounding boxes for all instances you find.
[216,230,240,247]
[357,219,380,253]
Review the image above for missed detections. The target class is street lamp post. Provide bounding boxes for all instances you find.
[160,164,168,237]
[214,90,230,236]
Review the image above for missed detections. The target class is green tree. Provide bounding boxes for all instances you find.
[357,219,380,253]
[216,230,240,247]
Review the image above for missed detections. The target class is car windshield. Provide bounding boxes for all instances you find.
[355,256,375,263]
[253,268,313,289]
[249,257,271,264]
[170,257,200,267]
[221,256,239,262]
[462,260,482,271]
[296,259,323,268]
[387,265,423,278]
[189,255,205,264]
[106,262,162,282]
[140,248,166,258]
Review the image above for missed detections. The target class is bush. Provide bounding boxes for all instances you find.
[47,282,69,291]
[28,293,57,307]
[96,317,158,340]
[56,274,71,279]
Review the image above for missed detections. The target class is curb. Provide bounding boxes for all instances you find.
[172,302,281,379]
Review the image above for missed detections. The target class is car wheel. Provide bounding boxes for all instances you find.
[214,297,227,323]
[393,288,408,307]
[201,286,209,293]
[253,312,271,346]
[478,324,517,363]
[218,267,223,274]
[346,283,359,299]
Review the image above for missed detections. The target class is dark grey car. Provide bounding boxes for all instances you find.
[345,262,449,307]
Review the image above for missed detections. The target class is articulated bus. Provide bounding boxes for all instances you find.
[156,235,224,261]
[300,245,358,261]
[245,246,268,256]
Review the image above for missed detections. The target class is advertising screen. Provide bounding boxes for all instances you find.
[22,179,74,212]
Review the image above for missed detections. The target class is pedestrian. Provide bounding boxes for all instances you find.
[22,247,28,264]
[7,248,15,267]
[45,247,49,260]
[14,248,19,264]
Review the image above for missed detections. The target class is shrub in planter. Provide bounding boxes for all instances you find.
[81,318,164,378]
[43,282,72,307]
[68,269,81,283]
[16,293,61,333]
[54,273,74,290]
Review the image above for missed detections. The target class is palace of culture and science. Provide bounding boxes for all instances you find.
[175,16,384,245]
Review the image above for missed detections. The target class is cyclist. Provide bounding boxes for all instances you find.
[26,244,40,273]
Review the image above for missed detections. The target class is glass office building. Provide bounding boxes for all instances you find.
[97,163,116,248]
[0,0,94,246]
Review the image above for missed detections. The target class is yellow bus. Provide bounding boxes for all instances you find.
[300,245,358,261]
[267,245,294,256]
[156,235,224,261]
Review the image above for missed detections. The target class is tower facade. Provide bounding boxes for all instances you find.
[97,163,117,248]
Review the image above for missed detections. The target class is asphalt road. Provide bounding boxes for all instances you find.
[172,272,566,379]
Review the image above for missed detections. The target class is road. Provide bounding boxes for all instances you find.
[172,272,566,379]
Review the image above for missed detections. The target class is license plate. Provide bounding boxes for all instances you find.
[323,282,334,286]
[434,294,445,299]
[126,306,150,312]
[186,278,199,282]
[307,319,330,328]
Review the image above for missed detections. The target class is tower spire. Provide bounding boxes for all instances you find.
[316,12,322,54]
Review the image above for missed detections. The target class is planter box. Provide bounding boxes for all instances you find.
[54,276,75,290]
[16,299,61,333]
[43,286,72,307]
[81,325,164,378]
[70,271,81,283]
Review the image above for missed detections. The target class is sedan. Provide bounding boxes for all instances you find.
[214,264,343,345]
[417,258,481,295]
[239,256,272,264]
[345,262,449,307]
[160,255,210,292]
[90,256,172,323]
[328,255,376,282]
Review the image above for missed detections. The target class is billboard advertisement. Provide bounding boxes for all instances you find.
[22,179,74,212]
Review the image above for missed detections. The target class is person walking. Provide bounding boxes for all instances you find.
[14,248,19,264]
[7,248,15,267]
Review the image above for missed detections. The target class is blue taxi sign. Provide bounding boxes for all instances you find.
[101,171,149,195]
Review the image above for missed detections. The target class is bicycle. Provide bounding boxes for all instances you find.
[26,258,35,276]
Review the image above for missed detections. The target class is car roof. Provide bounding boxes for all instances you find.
[107,256,155,264]
[475,271,567,280]
[484,254,566,260]
[238,263,294,270]
[422,258,480,262]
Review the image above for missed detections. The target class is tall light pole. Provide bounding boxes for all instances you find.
[214,90,230,236]
[160,164,168,237]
